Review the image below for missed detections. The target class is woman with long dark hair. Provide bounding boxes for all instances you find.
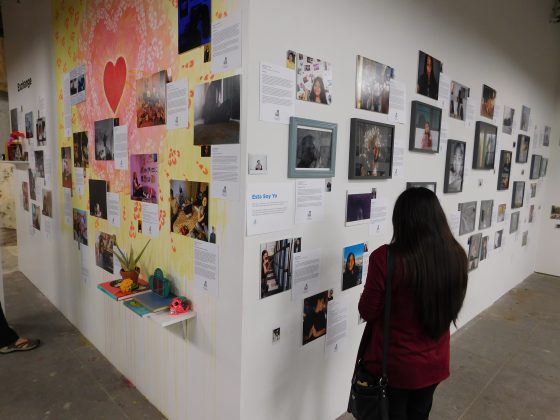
[306,76,328,104]
[359,187,468,419]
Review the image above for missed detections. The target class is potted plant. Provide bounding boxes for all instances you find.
[114,239,151,284]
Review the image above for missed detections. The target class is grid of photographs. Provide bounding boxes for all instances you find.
[131,154,158,204]
[95,118,118,160]
[291,51,333,105]
[95,232,116,273]
[170,179,210,241]
[497,151,512,190]
[355,55,394,114]
[409,101,441,153]
[449,81,469,121]
[342,242,367,291]
[349,119,393,179]
[416,51,442,100]
[178,0,211,55]
[136,70,167,128]
[443,140,466,193]
[194,74,241,145]
[480,84,496,119]
[260,237,299,299]
[302,290,328,345]
[459,201,477,236]
[473,122,497,170]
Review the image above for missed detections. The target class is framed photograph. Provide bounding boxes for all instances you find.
[194,75,241,145]
[302,290,328,345]
[516,135,530,163]
[293,51,333,105]
[494,230,503,249]
[497,151,512,190]
[449,81,469,121]
[178,0,211,54]
[467,233,482,271]
[459,201,477,236]
[529,155,542,180]
[409,101,441,153]
[479,199,493,230]
[520,105,531,131]
[480,84,496,119]
[502,106,515,135]
[345,191,372,226]
[288,117,337,178]
[260,237,297,299]
[355,55,394,114]
[497,204,506,223]
[342,242,367,291]
[89,179,108,219]
[416,51,442,100]
[511,181,525,209]
[509,211,520,233]
[543,126,551,146]
[473,121,497,169]
[406,182,437,193]
[443,140,466,193]
[94,118,118,161]
[22,182,29,212]
[480,236,488,261]
[540,158,548,178]
[349,118,393,179]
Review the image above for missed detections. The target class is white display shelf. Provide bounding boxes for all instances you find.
[148,310,196,338]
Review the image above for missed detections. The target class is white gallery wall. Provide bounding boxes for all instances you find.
[240,0,560,419]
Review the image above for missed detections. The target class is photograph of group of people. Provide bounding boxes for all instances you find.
[95,118,118,160]
[136,70,167,128]
[355,55,393,114]
[95,232,116,274]
[260,237,300,299]
[169,179,211,241]
[290,50,333,105]
[131,154,158,204]
[73,209,88,246]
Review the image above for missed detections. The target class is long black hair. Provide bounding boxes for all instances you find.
[391,188,468,339]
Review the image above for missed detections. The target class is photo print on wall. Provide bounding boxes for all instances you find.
[302,290,328,345]
[480,236,488,261]
[511,181,525,209]
[136,70,167,128]
[480,84,496,119]
[409,101,441,153]
[260,237,299,299]
[10,108,18,132]
[349,118,393,179]
[248,154,267,175]
[355,55,394,114]
[479,199,494,230]
[94,118,119,160]
[36,116,46,146]
[89,179,108,220]
[32,204,41,231]
[22,182,29,212]
[342,242,367,291]
[497,150,512,190]
[449,81,469,121]
[288,117,337,178]
[550,206,560,220]
[459,201,477,236]
[522,231,528,247]
[28,169,36,201]
[443,140,466,193]
[178,0,211,55]
[529,204,535,223]
[530,155,542,180]
[194,74,241,145]
[34,151,45,178]
[131,154,158,204]
[494,230,503,249]
[467,233,482,271]
[345,190,373,226]
[502,106,515,135]
[510,211,520,233]
[95,232,116,274]
[520,105,531,131]
[61,147,72,189]
[473,122,497,170]
[73,208,88,246]
[292,51,333,105]
[540,158,548,178]
[416,50,442,100]
[497,204,506,223]
[42,190,52,218]
[73,131,89,168]
[543,126,551,146]
[530,183,537,198]
[169,179,210,241]
[516,135,530,163]
[25,111,34,138]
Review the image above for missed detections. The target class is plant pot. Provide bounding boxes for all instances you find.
[120,267,140,284]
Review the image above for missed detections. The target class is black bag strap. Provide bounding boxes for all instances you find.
[380,247,394,381]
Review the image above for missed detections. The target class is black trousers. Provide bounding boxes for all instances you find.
[0,302,18,347]
[387,383,438,420]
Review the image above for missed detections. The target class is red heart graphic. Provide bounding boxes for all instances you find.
[103,57,126,114]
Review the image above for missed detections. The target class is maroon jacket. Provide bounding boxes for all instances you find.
[358,244,450,389]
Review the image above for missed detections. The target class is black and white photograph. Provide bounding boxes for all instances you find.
[510,211,520,233]
[522,231,528,247]
[479,199,493,230]
[480,236,488,261]
[288,117,337,178]
[355,55,394,114]
[497,151,512,190]
[467,233,482,271]
[34,150,45,178]
[511,181,525,209]
[443,140,466,193]
[530,183,537,198]
[520,105,531,131]
[32,203,41,231]
[409,101,441,153]
[95,232,116,274]
[530,154,542,180]
[194,74,241,145]
[25,111,34,138]
[248,154,268,175]
[260,238,297,299]
[449,81,469,120]
[345,191,373,226]
[459,201,477,236]
[529,204,535,223]
[540,158,548,178]
[36,116,46,146]
[516,135,530,163]
[94,118,118,161]
[406,182,437,193]
[89,179,108,220]
[502,106,515,135]
[302,290,328,345]
[293,51,333,105]
[349,119,393,179]
[494,230,503,249]
[416,51,442,100]
[480,84,496,119]
[272,327,281,343]
[10,108,18,132]
[28,169,36,201]
[543,126,551,146]
[473,122,497,169]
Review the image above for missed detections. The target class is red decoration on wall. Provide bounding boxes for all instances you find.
[103,57,127,114]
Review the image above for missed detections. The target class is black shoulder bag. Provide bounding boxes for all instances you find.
[348,248,394,420]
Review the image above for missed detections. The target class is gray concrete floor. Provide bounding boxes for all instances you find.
[339,272,560,420]
[0,229,165,419]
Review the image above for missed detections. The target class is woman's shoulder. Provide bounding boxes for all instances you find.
[370,244,390,264]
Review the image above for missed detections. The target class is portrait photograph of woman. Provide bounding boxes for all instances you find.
[294,52,333,105]
[516,134,531,163]
[416,51,442,100]
[409,101,441,153]
[449,81,469,121]
[497,150,512,190]
[480,84,497,119]
[349,118,394,179]
[443,140,466,193]
[341,242,367,291]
